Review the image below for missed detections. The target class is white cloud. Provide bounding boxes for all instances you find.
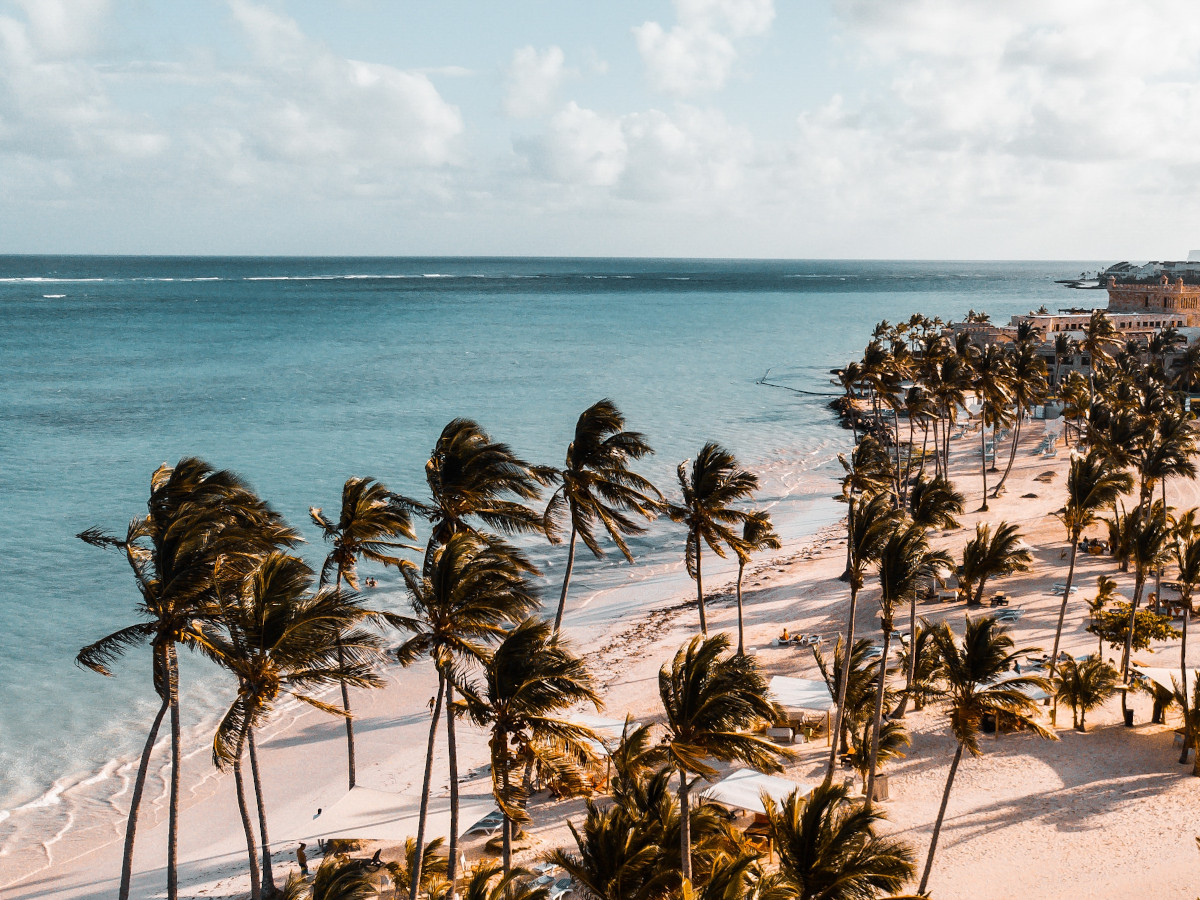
[634,0,774,95]
[503,45,566,118]
[523,101,627,187]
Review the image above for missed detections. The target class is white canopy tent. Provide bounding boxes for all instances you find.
[700,768,815,815]
[1134,666,1199,704]
[767,675,833,745]
[569,713,642,757]
[993,670,1049,702]
[275,787,493,846]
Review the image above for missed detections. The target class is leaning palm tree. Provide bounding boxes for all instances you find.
[918,617,1054,894]
[666,443,760,635]
[204,552,385,900]
[867,521,951,805]
[907,474,964,532]
[992,341,1047,496]
[825,493,897,782]
[658,633,789,881]
[544,399,660,632]
[420,417,553,552]
[1053,655,1120,731]
[310,476,417,789]
[395,533,540,900]
[733,512,782,655]
[466,617,601,871]
[76,458,297,900]
[1047,451,1132,682]
[766,783,915,900]
[958,522,1033,607]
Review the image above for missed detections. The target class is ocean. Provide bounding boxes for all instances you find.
[0,256,1102,874]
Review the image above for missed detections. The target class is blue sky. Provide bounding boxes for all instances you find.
[2,0,1199,258]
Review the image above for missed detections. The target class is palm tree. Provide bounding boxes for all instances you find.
[765,783,915,900]
[204,552,385,900]
[658,633,788,881]
[308,855,379,900]
[971,344,1013,511]
[310,476,417,789]
[1047,451,1132,683]
[547,798,672,900]
[837,436,894,582]
[459,863,549,900]
[1173,510,1200,761]
[895,618,946,713]
[420,417,553,552]
[907,474,963,532]
[466,617,601,871]
[992,341,1047,496]
[734,512,782,655]
[825,493,897,782]
[395,533,540,900]
[835,360,865,443]
[386,837,448,900]
[76,458,297,900]
[1134,407,1197,510]
[1053,655,1120,731]
[959,522,1033,607]
[1120,502,1173,723]
[1172,673,1200,777]
[666,443,760,635]
[1052,333,1077,395]
[1172,342,1200,394]
[1086,575,1119,654]
[867,521,951,805]
[544,400,660,632]
[918,616,1054,894]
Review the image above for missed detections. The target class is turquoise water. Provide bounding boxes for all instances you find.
[0,257,1101,855]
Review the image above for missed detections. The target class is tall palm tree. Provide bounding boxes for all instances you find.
[837,436,894,582]
[1120,502,1173,723]
[658,633,788,881]
[1052,655,1120,731]
[543,400,660,633]
[1047,451,1132,682]
[971,344,1013,511]
[958,522,1033,607]
[835,360,865,443]
[765,783,915,900]
[907,475,964,532]
[895,619,946,713]
[76,458,297,900]
[814,637,882,760]
[310,476,417,789]
[1134,407,1197,510]
[419,417,553,552]
[205,552,385,900]
[1173,510,1200,762]
[1052,333,1077,396]
[466,617,601,871]
[395,533,540,900]
[867,522,951,805]
[825,493,897,783]
[733,512,782,655]
[666,443,760,635]
[992,342,1047,496]
[918,617,1054,894]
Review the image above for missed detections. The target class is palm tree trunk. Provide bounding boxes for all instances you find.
[978,413,990,512]
[118,687,169,900]
[1181,598,1191,765]
[1048,537,1081,690]
[497,726,512,873]
[841,497,855,582]
[678,770,693,882]
[918,741,964,895]
[1120,572,1147,723]
[247,729,276,898]
[233,721,262,900]
[918,420,931,482]
[894,594,917,718]
[993,412,1023,495]
[735,561,747,656]
[167,644,181,900]
[864,626,892,809]
[825,580,860,782]
[409,671,446,900]
[445,677,461,900]
[553,523,579,633]
[694,536,708,635]
[330,568,358,791]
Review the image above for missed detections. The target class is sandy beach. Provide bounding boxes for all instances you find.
[6,418,1199,899]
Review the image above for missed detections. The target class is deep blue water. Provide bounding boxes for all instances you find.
[0,256,1103,848]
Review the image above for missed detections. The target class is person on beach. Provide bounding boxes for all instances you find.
[297,842,309,876]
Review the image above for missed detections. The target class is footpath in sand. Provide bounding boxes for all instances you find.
[6,421,1199,899]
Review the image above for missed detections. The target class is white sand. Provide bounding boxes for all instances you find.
[6,420,1199,898]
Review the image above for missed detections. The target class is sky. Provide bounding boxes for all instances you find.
[1,0,1199,259]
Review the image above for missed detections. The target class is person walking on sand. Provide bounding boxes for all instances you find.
[297,842,309,876]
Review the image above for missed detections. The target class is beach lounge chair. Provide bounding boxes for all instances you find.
[465,809,504,836]
[996,608,1024,622]
[549,877,575,900]
[1051,583,1077,595]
